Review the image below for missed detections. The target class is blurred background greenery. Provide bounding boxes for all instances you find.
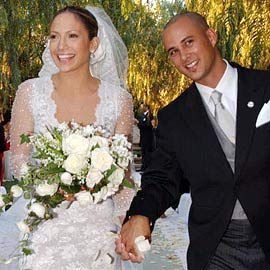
[0,0,269,116]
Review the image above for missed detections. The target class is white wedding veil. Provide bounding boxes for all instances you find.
[38,6,128,89]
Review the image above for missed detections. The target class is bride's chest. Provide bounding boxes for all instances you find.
[29,79,119,134]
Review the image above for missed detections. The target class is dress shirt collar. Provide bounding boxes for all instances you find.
[195,60,238,118]
[196,60,237,103]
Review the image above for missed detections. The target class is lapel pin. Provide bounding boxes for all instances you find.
[247,101,254,108]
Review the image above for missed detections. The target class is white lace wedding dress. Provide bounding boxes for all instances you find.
[0,76,136,270]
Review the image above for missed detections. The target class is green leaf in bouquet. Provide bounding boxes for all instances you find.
[91,143,100,151]
[3,179,19,192]
[24,191,32,200]
[122,178,135,189]
[47,193,65,208]
[104,165,117,178]
[32,152,46,159]
[46,174,61,185]
[43,163,65,174]
[60,184,81,194]
[3,193,13,204]
[20,134,31,144]
[50,127,63,143]
[1,194,13,211]
[22,248,34,256]
[21,177,35,187]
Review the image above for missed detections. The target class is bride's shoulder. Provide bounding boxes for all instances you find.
[17,76,52,96]
[100,80,132,101]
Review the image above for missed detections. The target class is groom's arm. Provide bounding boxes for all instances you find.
[118,110,185,261]
[127,110,184,224]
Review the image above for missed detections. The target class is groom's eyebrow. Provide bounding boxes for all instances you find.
[180,35,194,44]
[166,35,194,53]
[167,47,177,55]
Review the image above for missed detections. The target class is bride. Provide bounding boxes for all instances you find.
[0,5,140,270]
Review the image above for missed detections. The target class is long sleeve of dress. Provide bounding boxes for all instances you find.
[112,88,136,218]
[10,80,34,180]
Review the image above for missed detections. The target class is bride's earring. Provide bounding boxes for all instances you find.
[90,50,95,59]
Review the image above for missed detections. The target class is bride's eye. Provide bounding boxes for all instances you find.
[49,34,57,40]
[69,33,78,38]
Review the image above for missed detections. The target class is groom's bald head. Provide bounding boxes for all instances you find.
[164,11,210,31]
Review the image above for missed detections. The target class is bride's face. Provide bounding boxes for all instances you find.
[49,12,97,73]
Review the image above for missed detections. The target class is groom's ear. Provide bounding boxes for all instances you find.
[89,37,100,53]
[206,28,218,48]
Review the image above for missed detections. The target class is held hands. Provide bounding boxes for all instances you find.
[115,215,151,263]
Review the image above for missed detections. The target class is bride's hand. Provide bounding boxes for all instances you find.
[116,215,151,263]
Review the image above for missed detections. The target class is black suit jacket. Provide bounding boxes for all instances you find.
[137,111,153,147]
[127,65,270,269]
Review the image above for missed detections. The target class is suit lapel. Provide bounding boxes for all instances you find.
[182,84,233,174]
[234,67,265,180]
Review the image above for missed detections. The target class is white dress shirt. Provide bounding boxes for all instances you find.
[196,59,238,121]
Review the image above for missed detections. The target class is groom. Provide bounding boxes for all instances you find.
[117,12,270,269]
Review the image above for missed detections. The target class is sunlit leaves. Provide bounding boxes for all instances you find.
[1,0,269,116]
[185,0,270,69]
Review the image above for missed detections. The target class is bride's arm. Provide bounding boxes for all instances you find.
[10,81,34,180]
[113,89,136,222]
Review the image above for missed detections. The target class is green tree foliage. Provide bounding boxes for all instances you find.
[0,0,269,116]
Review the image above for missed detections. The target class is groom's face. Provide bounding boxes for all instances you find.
[162,16,218,85]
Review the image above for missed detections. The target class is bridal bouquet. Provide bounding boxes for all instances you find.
[0,122,133,255]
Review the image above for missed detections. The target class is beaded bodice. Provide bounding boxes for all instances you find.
[10,76,133,178]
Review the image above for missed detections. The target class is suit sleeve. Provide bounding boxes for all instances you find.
[126,110,184,225]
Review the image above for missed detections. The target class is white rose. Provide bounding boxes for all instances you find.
[0,195,5,208]
[106,183,118,196]
[86,168,103,188]
[10,185,23,198]
[100,186,109,200]
[16,221,30,234]
[134,236,151,258]
[30,203,45,218]
[63,154,87,175]
[60,172,73,185]
[36,182,58,196]
[20,163,29,176]
[93,191,102,204]
[62,134,90,156]
[89,136,108,150]
[75,191,93,207]
[91,148,113,172]
[108,168,125,186]
[101,185,115,200]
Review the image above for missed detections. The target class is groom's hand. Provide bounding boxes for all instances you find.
[116,215,151,263]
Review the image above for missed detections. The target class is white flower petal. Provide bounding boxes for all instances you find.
[10,185,23,198]
[16,221,30,233]
[30,203,45,218]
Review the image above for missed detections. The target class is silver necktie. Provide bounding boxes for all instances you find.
[210,90,235,144]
